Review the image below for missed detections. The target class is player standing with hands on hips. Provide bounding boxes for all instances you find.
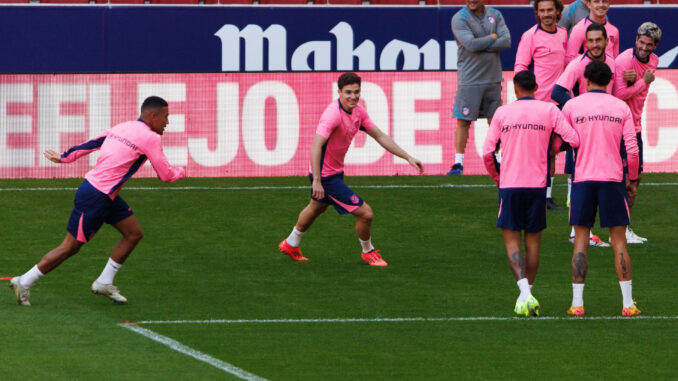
[278,72,423,267]
[483,71,580,317]
[448,0,510,175]
[10,96,186,306]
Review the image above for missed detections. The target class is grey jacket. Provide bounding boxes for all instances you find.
[451,6,511,85]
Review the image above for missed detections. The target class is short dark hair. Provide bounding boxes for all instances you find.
[584,60,613,87]
[585,23,608,40]
[337,72,361,90]
[141,96,168,112]
[513,70,537,91]
[533,0,563,23]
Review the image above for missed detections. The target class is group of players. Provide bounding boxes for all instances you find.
[8,0,662,319]
[451,0,661,316]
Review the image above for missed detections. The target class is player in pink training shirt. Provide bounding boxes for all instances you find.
[565,0,619,65]
[483,70,580,317]
[514,0,569,211]
[9,96,186,306]
[279,72,423,267]
[561,61,640,317]
[552,23,614,247]
[613,22,661,244]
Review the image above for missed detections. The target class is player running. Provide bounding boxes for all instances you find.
[552,23,615,247]
[9,96,186,306]
[565,0,619,64]
[278,72,423,267]
[613,22,662,244]
[483,71,580,317]
[514,0,568,210]
[562,61,640,317]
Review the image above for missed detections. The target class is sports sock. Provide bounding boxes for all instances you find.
[517,278,531,302]
[619,280,633,308]
[567,178,572,199]
[286,227,305,247]
[20,265,44,288]
[96,258,122,285]
[572,283,585,307]
[454,153,464,165]
[546,185,552,198]
[359,238,375,253]
[570,226,575,237]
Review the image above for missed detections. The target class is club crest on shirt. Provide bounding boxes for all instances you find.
[350,194,359,204]
[462,107,470,116]
[487,16,495,24]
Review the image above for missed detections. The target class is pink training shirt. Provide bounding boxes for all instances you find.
[562,90,639,182]
[514,25,568,103]
[613,48,659,132]
[61,120,186,198]
[565,17,620,64]
[313,99,376,177]
[556,52,615,96]
[483,97,580,188]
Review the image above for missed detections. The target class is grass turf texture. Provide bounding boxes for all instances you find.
[1,174,677,379]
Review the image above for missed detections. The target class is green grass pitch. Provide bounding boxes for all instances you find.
[1,174,677,379]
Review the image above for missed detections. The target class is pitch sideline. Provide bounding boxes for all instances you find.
[1,182,678,192]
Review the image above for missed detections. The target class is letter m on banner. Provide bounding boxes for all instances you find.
[215,24,287,71]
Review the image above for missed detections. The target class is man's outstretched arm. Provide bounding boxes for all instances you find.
[366,127,423,173]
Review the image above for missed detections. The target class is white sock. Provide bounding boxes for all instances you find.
[567,178,572,199]
[546,185,553,198]
[572,283,585,307]
[96,258,122,285]
[20,265,44,288]
[570,226,575,237]
[286,227,305,248]
[455,153,464,165]
[517,278,531,302]
[359,238,375,253]
[619,280,633,308]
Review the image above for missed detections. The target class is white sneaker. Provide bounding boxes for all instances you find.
[9,277,30,306]
[91,281,127,304]
[626,228,646,243]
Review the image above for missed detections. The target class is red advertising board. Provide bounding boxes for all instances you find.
[1,71,677,178]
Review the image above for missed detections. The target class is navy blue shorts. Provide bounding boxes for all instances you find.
[309,172,364,215]
[569,181,629,228]
[621,132,643,174]
[67,180,134,243]
[564,149,574,175]
[497,188,547,233]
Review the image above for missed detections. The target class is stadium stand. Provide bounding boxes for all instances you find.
[258,0,310,3]
[370,0,421,4]
[318,0,364,3]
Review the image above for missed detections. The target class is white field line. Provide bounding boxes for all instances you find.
[1,182,678,192]
[132,316,678,324]
[120,324,268,381]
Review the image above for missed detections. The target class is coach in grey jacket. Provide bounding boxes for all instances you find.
[449,0,510,175]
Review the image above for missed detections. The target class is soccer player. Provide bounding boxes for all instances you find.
[562,60,640,317]
[552,23,614,247]
[613,22,661,244]
[448,0,511,175]
[483,70,580,317]
[565,0,619,64]
[558,0,590,34]
[514,0,568,210]
[9,96,186,306]
[278,72,423,267]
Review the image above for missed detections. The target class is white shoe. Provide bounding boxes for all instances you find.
[626,228,646,243]
[91,281,127,304]
[9,277,30,306]
[589,234,610,247]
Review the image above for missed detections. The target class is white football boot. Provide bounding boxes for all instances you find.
[91,280,127,304]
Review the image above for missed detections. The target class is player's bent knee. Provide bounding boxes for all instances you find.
[126,229,144,243]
